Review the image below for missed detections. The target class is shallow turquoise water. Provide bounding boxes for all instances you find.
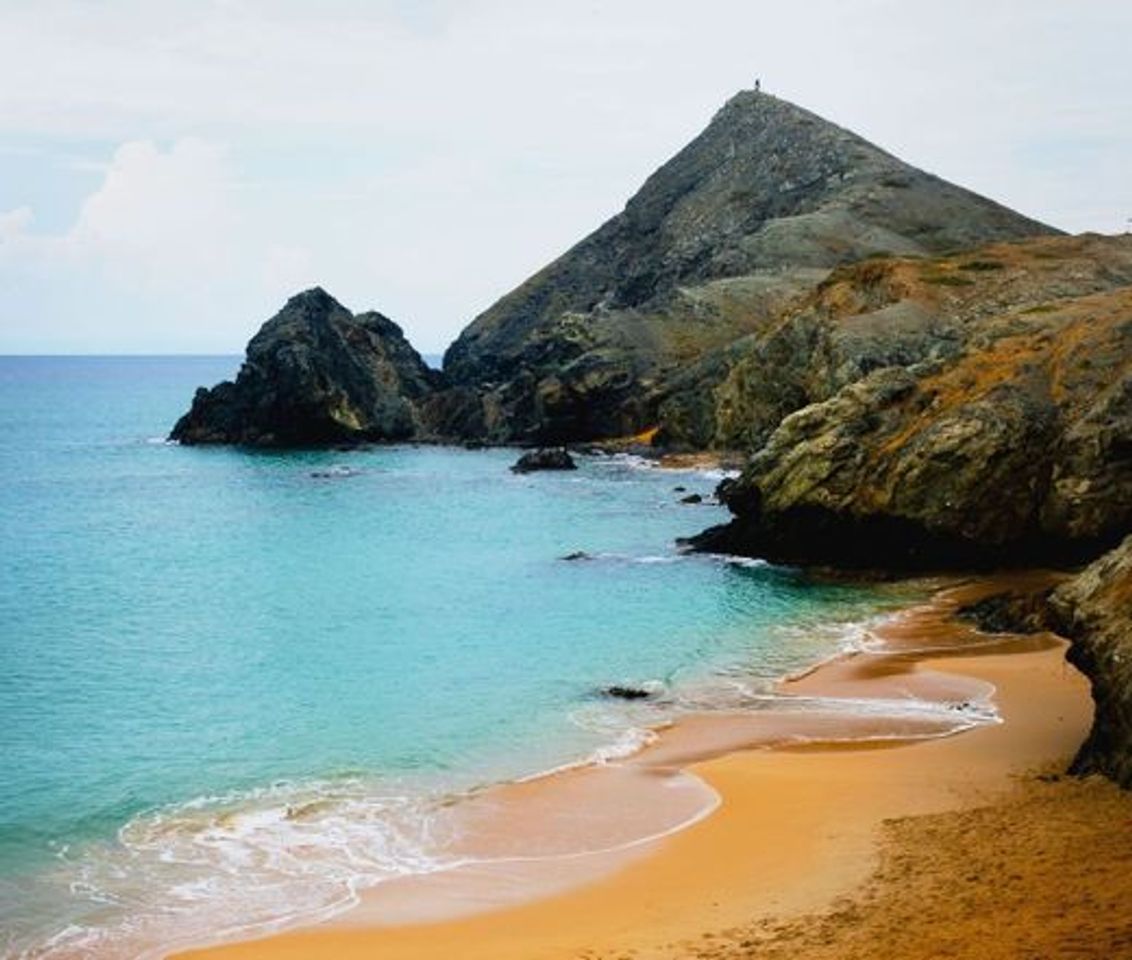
[0,357,905,956]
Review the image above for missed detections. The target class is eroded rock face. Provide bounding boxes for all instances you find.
[443,92,1056,445]
[691,247,1132,568]
[666,233,1132,450]
[1048,537,1132,788]
[170,289,439,447]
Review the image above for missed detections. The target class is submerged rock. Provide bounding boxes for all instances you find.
[170,288,439,447]
[510,448,577,474]
[601,685,654,701]
[309,465,362,479]
[680,493,704,504]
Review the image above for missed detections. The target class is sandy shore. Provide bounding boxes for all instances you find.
[175,578,1132,960]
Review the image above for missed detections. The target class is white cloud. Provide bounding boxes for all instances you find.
[0,0,1129,353]
[0,137,315,351]
[68,138,234,282]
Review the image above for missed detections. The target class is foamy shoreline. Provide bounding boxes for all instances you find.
[164,571,1094,960]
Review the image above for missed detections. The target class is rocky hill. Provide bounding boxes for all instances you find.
[441,91,1057,444]
[170,288,439,446]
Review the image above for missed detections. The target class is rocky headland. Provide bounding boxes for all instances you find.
[170,288,439,446]
[688,234,1132,569]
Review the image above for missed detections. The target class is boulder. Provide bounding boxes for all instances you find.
[601,685,654,701]
[510,448,577,474]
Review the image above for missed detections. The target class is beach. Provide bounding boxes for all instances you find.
[173,576,1132,960]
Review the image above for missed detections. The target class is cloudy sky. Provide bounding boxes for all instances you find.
[1,0,1128,354]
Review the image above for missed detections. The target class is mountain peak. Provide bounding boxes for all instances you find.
[443,92,1058,442]
[715,88,819,120]
[282,286,342,315]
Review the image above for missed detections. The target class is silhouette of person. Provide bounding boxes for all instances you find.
[755,78,761,93]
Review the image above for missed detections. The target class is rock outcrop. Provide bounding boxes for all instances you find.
[1048,537,1132,787]
[664,233,1132,450]
[443,91,1056,445]
[170,288,440,447]
[689,235,1132,569]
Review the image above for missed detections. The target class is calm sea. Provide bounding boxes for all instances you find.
[0,356,905,957]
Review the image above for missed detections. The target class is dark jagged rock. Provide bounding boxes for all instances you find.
[443,91,1057,445]
[510,448,577,474]
[170,289,439,447]
[1048,537,1132,788]
[601,685,653,701]
[957,592,1050,635]
[560,550,592,561]
[689,238,1132,570]
[680,493,704,504]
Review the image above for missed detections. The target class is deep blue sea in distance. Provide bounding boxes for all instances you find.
[0,356,914,957]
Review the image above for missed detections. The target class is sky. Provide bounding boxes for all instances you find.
[0,0,1129,355]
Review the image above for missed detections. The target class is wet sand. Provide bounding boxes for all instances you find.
[175,576,1121,960]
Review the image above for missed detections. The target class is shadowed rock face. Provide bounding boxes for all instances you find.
[442,91,1057,444]
[170,288,439,447]
[1047,536,1132,788]
[689,235,1132,569]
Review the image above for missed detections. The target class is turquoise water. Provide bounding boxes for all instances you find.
[0,357,905,957]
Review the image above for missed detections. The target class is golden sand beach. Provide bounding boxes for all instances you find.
[175,579,1132,960]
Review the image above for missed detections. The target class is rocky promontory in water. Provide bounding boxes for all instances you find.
[170,288,439,446]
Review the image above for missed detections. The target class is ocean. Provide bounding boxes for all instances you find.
[1,356,921,958]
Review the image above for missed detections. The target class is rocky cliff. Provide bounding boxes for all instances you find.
[442,91,1056,444]
[689,234,1132,569]
[1048,536,1132,787]
[170,288,439,446]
